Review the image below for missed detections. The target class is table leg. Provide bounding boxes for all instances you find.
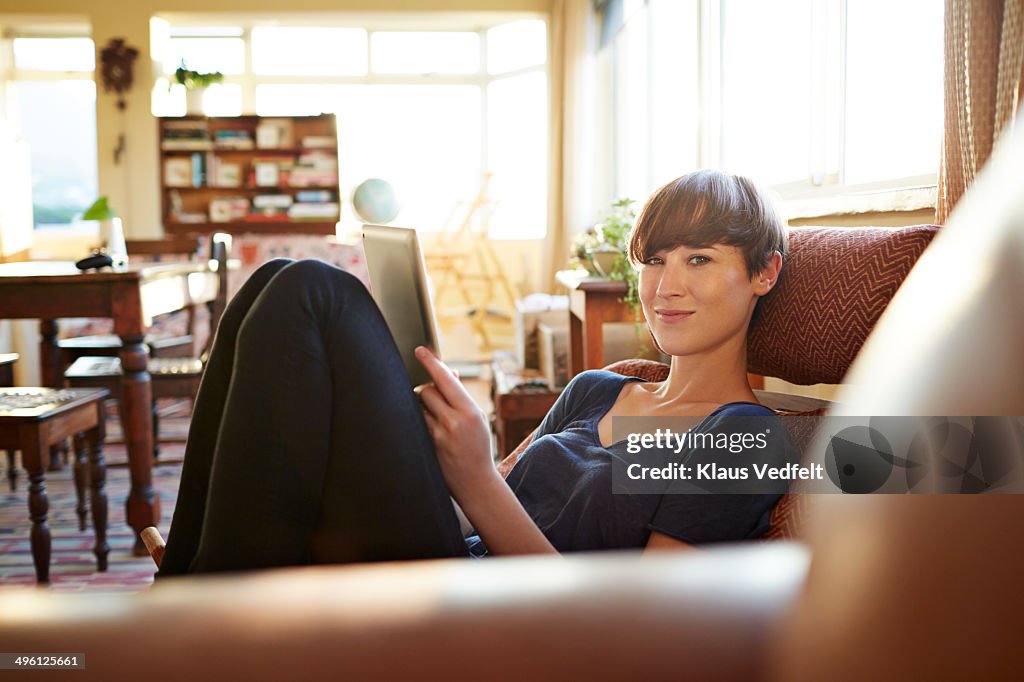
[118,336,160,556]
[569,311,584,378]
[86,407,109,572]
[20,426,50,584]
[38,319,61,388]
[39,320,66,471]
[582,298,607,371]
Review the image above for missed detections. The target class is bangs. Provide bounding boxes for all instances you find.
[627,170,787,277]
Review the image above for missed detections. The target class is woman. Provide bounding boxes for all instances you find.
[158,169,788,575]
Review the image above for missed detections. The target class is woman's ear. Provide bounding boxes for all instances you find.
[754,251,783,296]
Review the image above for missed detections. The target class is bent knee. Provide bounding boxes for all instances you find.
[271,259,368,298]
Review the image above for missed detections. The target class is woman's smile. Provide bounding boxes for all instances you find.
[654,308,695,323]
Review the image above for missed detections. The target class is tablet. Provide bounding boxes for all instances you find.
[361,224,441,388]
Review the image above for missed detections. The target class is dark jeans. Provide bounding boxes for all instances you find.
[158,259,468,576]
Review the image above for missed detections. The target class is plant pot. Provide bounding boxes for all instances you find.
[588,250,621,278]
[185,88,206,115]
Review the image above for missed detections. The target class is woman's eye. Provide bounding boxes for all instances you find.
[642,256,664,265]
[688,255,711,265]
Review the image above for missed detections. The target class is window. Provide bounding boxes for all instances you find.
[251,27,368,76]
[597,0,944,209]
[5,35,98,229]
[152,18,549,239]
[371,32,479,74]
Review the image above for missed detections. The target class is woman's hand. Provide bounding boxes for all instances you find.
[414,346,498,501]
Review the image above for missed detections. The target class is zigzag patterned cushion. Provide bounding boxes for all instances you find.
[748,225,938,385]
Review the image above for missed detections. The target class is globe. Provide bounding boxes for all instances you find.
[352,178,399,223]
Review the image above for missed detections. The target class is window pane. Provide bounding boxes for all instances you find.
[255,84,343,116]
[649,0,699,184]
[163,37,245,76]
[844,0,943,184]
[252,27,368,76]
[488,71,548,239]
[487,20,546,74]
[13,38,95,72]
[371,32,479,74]
[11,81,98,227]
[613,10,651,203]
[720,0,813,186]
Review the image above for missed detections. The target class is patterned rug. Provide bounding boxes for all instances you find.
[0,399,187,593]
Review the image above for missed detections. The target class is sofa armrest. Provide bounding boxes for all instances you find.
[0,544,808,681]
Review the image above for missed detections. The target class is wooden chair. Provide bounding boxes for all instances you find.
[57,236,205,367]
[63,236,230,461]
[0,387,109,584]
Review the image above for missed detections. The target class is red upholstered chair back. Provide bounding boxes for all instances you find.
[497,225,939,540]
[748,225,938,384]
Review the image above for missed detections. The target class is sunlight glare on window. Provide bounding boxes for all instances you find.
[337,85,481,235]
[12,80,98,227]
[487,20,546,74]
[202,83,243,116]
[371,32,479,74]
[255,84,344,116]
[487,71,548,239]
[844,0,944,185]
[720,0,813,186]
[252,27,368,76]
[12,38,95,72]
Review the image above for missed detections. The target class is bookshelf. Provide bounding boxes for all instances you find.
[158,114,340,236]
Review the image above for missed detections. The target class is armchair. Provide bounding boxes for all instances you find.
[499,224,938,539]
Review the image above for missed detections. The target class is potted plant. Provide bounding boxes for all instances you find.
[175,61,223,115]
[570,198,640,316]
[82,196,127,266]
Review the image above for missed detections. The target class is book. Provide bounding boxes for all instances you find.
[209,198,250,222]
[288,202,339,219]
[255,118,294,148]
[253,162,279,187]
[164,158,192,187]
[213,130,255,150]
[213,162,242,188]
[301,135,336,148]
[295,190,336,203]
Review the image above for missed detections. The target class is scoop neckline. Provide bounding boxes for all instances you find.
[590,374,769,449]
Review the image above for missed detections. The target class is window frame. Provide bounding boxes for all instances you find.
[600,0,941,219]
[154,15,550,238]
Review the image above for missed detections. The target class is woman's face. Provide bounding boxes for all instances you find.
[637,243,765,358]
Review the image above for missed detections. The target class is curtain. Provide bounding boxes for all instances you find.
[543,0,598,292]
[937,0,1024,223]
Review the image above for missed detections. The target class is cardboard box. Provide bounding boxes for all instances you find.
[515,294,569,370]
[538,323,570,390]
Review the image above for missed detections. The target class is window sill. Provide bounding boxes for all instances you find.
[783,185,937,221]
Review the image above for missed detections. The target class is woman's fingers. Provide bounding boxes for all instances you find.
[414,346,474,410]
[417,384,450,420]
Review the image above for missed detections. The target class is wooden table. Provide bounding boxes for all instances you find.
[555,270,637,377]
[0,261,219,554]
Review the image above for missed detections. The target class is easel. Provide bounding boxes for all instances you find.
[424,173,521,350]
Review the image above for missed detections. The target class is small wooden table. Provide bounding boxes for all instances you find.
[0,260,219,554]
[555,270,636,377]
[490,351,560,457]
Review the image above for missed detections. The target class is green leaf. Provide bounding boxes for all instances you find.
[82,196,117,221]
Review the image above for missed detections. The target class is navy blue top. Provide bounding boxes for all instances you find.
[465,370,793,557]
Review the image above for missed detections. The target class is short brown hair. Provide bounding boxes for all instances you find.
[627,170,787,278]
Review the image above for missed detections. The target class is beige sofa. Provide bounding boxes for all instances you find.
[4,128,1024,681]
